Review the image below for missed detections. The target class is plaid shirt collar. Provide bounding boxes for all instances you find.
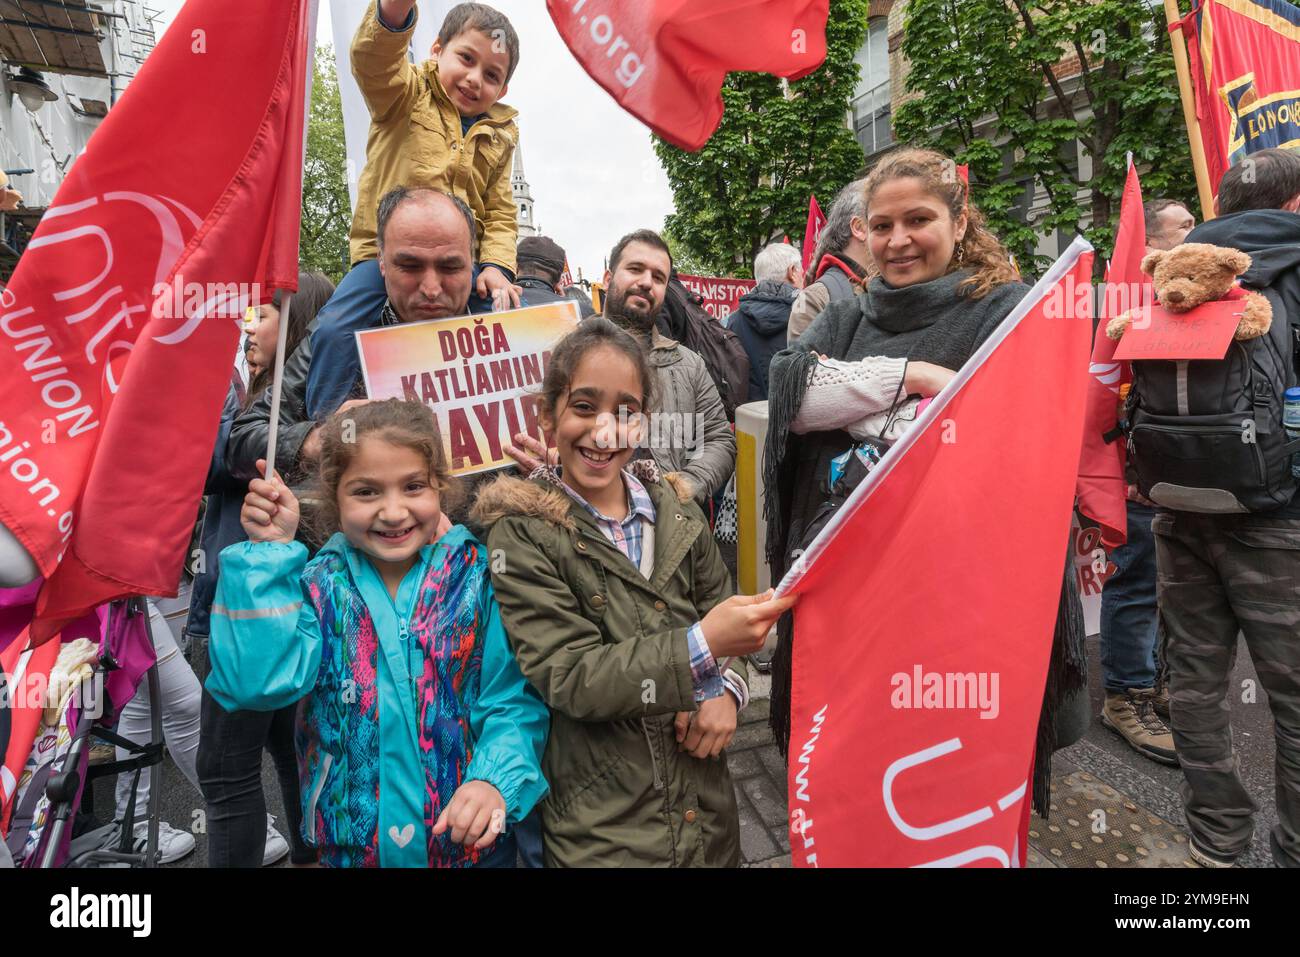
[532,464,659,567]
[556,468,657,530]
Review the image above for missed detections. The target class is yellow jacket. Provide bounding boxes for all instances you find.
[349,2,519,271]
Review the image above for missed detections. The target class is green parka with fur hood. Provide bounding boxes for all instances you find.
[472,463,745,867]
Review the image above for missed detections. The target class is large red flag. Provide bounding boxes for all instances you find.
[780,239,1093,867]
[0,0,313,641]
[547,0,830,151]
[1076,159,1147,548]
[1179,0,1300,190]
[802,195,826,272]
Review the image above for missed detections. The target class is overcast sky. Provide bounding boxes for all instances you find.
[151,1,675,281]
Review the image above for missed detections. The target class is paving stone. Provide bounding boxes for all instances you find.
[740,773,788,828]
[746,854,792,868]
[740,696,770,725]
[727,748,763,780]
[739,817,779,862]
[758,744,787,784]
[771,825,791,853]
[729,721,775,751]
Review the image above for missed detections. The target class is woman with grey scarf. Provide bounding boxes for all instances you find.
[764,149,1087,815]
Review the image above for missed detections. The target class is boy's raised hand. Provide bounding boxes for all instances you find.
[433,780,507,849]
[240,459,300,545]
[477,265,522,311]
[699,590,797,659]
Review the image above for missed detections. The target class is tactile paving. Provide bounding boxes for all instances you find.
[1026,771,1198,868]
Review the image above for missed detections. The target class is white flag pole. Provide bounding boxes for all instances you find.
[264,0,320,481]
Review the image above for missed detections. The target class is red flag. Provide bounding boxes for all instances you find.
[0,0,313,641]
[548,0,830,151]
[781,240,1094,867]
[802,195,826,272]
[1076,159,1146,548]
[956,163,969,185]
[1180,0,1300,193]
[1,634,60,832]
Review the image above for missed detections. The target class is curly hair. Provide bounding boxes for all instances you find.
[307,399,462,543]
[862,148,1020,300]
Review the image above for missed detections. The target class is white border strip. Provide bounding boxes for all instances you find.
[774,236,1094,597]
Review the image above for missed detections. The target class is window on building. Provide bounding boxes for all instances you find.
[852,18,892,157]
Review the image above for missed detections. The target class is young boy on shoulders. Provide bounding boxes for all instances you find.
[306,1,523,418]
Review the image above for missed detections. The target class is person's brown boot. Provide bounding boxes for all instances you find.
[1101,688,1178,766]
[1150,683,1171,722]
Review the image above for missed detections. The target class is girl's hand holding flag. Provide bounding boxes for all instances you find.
[241,459,300,545]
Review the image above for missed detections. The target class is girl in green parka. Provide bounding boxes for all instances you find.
[474,319,794,867]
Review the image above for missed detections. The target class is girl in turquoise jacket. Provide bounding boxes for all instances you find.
[207,399,547,867]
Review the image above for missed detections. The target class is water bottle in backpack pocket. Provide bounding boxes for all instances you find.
[1125,289,1300,513]
[1286,387,1300,479]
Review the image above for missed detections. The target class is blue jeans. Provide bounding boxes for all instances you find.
[304,260,494,419]
[1099,501,1160,691]
[475,831,517,868]
[514,806,543,868]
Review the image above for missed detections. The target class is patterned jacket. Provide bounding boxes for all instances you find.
[207,526,548,867]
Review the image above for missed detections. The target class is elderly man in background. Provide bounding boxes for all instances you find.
[731,243,802,402]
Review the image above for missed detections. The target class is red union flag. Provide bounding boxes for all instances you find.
[801,195,825,272]
[0,0,313,640]
[547,0,830,151]
[1076,158,1147,548]
[780,240,1093,867]
[1180,0,1300,189]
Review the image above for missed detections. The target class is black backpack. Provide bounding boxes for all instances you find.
[1125,288,1300,512]
[658,277,751,422]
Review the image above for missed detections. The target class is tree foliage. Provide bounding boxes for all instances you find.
[654,0,870,277]
[894,0,1199,275]
[300,46,351,284]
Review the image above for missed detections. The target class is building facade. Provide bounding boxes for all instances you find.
[851,0,1094,264]
[1,0,158,278]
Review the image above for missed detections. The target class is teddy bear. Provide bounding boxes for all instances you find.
[1105,242,1272,342]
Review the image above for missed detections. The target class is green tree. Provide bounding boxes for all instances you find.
[300,45,351,283]
[894,0,1199,276]
[662,221,710,277]
[654,0,870,277]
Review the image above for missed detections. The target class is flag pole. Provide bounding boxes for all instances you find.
[262,292,293,480]
[264,0,318,481]
[1162,0,1216,219]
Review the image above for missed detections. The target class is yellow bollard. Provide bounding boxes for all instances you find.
[734,400,771,595]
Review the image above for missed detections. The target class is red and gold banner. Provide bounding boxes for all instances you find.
[1182,0,1300,190]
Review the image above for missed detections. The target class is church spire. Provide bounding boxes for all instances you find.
[512,139,537,238]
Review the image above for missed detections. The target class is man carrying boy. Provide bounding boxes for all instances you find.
[305,1,523,420]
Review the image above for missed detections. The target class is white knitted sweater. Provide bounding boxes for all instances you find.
[789,356,913,441]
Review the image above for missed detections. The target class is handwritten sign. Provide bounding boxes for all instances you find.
[1112,300,1241,361]
[356,302,581,476]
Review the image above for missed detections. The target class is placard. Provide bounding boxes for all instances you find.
[357,302,581,475]
[1111,300,1242,361]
